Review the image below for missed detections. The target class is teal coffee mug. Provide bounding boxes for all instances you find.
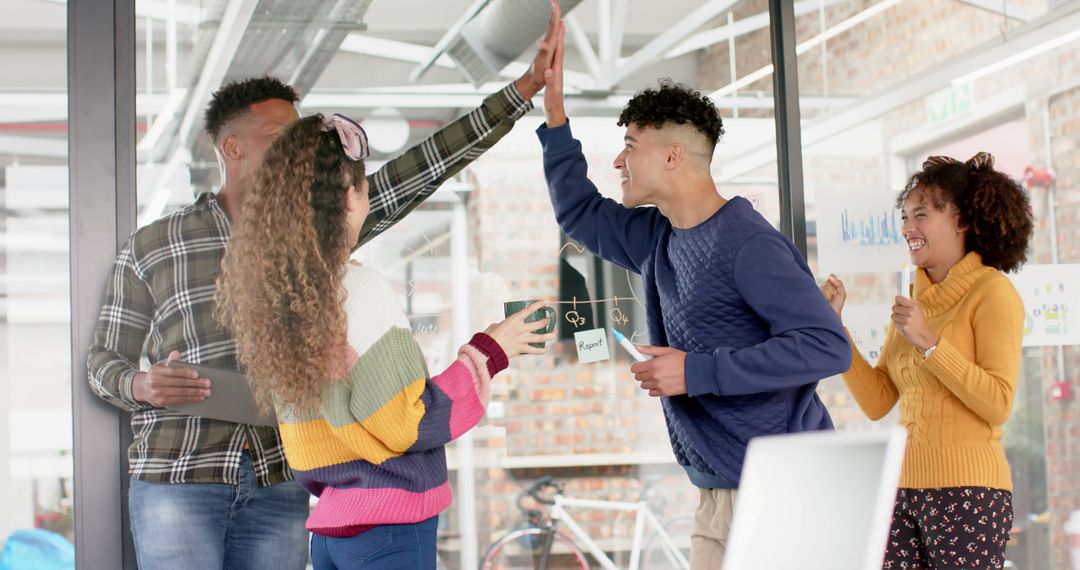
[503,300,557,349]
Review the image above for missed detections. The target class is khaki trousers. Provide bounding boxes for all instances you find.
[690,488,737,570]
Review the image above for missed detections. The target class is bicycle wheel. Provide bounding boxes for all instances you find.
[480,527,590,570]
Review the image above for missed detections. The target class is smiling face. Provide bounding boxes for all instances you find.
[612,124,672,208]
[901,185,968,277]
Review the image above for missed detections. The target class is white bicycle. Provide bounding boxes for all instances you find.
[480,476,690,570]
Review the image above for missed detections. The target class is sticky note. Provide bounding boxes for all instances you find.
[574,328,611,364]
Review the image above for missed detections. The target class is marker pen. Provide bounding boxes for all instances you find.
[611,328,649,362]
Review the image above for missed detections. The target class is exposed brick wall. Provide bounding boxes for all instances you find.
[467,162,560,299]
[697,0,773,94]
[1044,85,1080,570]
[697,0,1022,100]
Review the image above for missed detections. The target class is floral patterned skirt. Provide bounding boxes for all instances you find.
[882,486,1013,570]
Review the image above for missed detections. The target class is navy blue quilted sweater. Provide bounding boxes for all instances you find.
[538,123,851,488]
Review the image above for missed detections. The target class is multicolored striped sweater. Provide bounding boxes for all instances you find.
[275,265,508,537]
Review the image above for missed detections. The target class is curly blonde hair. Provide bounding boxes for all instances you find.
[216,115,365,412]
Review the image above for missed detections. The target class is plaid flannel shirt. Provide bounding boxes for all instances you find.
[87,83,532,486]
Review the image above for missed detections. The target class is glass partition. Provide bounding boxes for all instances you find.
[0,0,74,565]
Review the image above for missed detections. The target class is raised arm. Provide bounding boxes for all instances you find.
[535,19,666,271]
[539,124,667,272]
[356,1,564,246]
[840,327,901,421]
[356,85,530,246]
[820,274,899,419]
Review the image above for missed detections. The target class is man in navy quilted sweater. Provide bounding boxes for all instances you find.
[535,26,851,569]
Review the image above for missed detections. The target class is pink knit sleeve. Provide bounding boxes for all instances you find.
[457,345,493,407]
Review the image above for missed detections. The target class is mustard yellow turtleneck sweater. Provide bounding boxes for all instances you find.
[842,252,1024,491]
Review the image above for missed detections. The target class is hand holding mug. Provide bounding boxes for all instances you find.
[486,300,558,358]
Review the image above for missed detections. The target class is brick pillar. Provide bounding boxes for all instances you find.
[1046,85,1080,570]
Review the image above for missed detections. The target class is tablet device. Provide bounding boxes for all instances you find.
[166,360,277,427]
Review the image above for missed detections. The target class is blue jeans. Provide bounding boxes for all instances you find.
[310,516,438,570]
[128,452,310,570]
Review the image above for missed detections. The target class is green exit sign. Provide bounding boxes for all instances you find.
[927,83,975,125]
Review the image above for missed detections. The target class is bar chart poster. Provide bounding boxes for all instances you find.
[1008,264,1080,347]
[816,190,909,274]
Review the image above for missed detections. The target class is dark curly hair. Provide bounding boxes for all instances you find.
[217,115,365,411]
[896,159,1033,273]
[618,80,725,149]
[204,76,298,142]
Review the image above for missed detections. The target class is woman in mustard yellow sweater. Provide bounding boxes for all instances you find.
[820,153,1033,570]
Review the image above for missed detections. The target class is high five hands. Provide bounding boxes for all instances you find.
[540,0,567,127]
[515,0,566,101]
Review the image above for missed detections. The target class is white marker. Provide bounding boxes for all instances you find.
[900,263,912,298]
[611,328,650,362]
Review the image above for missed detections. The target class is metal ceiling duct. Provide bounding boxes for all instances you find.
[182,0,370,103]
[144,0,371,184]
[227,0,371,95]
[181,0,371,161]
[446,0,584,87]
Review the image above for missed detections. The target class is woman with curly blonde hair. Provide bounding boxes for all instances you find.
[821,153,1034,570]
[216,114,555,569]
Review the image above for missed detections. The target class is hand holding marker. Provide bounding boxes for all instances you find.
[611,328,650,362]
[900,262,913,298]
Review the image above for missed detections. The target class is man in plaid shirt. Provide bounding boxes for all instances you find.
[86,11,560,567]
